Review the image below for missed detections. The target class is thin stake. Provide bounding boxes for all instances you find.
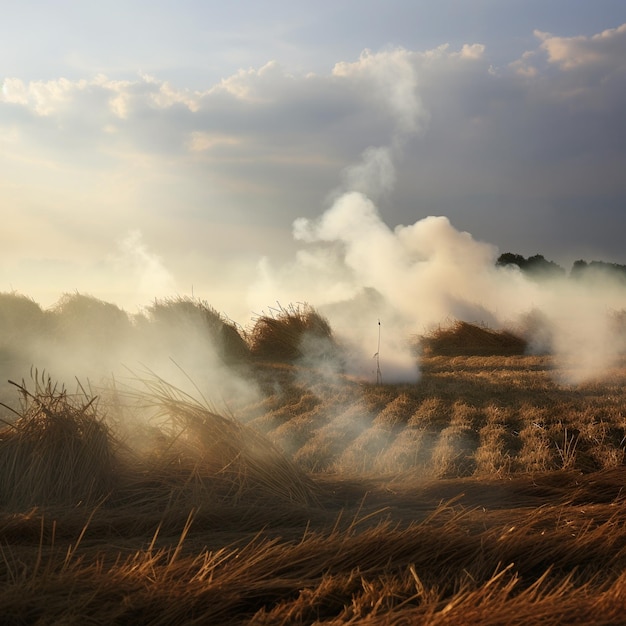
[375,319,382,385]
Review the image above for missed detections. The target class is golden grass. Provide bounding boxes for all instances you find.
[126,373,319,507]
[3,295,626,622]
[249,302,342,365]
[0,293,48,387]
[0,376,115,510]
[235,355,626,477]
[145,296,250,365]
[420,320,527,356]
[49,292,133,349]
[0,372,319,514]
[3,469,626,624]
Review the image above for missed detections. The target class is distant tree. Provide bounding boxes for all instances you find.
[571,259,626,283]
[496,253,564,280]
[500,254,626,284]
[590,260,626,278]
[525,254,566,278]
[570,259,588,278]
[496,253,527,269]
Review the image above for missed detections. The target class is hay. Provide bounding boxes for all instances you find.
[420,320,527,356]
[0,291,46,331]
[0,293,48,394]
[0,371,319,510]
[50,292,132,340]
[249,303,341,365]
[125,374,319,507]
[146,296,250,365]
[0,376,116,509]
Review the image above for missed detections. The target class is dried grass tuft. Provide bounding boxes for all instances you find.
[50,292,132,344]
[0,375,116,509]
[249,303,341,365]
[0,293,48,396]
[145,296,250,365]
[127,373,319,507]
[420,320,527,357]
[0,291,46,331]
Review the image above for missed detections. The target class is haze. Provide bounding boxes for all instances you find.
[2,1,626,384]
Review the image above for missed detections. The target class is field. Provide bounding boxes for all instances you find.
[2,297,626,624]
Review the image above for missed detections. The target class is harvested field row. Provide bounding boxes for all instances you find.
[241,356,626,475]
[2,350,626,623]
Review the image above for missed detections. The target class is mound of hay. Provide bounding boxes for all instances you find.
[0,291,46,331]
[249,303,341,365]
[145,297,250,365]
[421,321,527,356]
[133,376,318,506]
[0,293,48,385]
[50,292,133,350]
[0,377,116,509]
[0,373,318,510]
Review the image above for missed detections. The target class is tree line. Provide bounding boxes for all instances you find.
[496,253,626,283]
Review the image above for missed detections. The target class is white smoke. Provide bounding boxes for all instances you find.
[523,277,626,384]
[248,46,626,385]
[340,147,396,202]
[251,148,626,385]
[113,230,176,298]
[251,193,626,384]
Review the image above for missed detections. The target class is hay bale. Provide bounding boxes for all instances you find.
[421,321,527,357]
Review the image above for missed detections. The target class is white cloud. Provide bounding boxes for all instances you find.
[458,43,486,60]
[2,24,626,315]
[535,23,626,70]
[332,47,427,136]
[1,76,89,116]
[186,131,241,152]
[211,60,289,101]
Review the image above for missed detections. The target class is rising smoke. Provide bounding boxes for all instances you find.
[245,49,626,385]
[250,176,626,384]
[3,47,626,391]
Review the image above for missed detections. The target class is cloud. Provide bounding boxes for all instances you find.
[2,23,626,316]
[332,47,427,136]
[535,23,626,70]
[2,76,89,116]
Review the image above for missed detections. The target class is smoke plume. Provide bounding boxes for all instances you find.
[247,48,626,385]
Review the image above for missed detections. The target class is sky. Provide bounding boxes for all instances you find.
[2,0,626,323]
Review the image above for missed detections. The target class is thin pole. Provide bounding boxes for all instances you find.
[376,319,382,384]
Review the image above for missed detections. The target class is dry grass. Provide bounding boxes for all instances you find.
[3,469,626,624]
[236,354,626,478]
[0,293,48,390]
[420,320,527,356]
[145,296,250,365]
[0,375,116,510]
[0,292,46,333]
[125,373,319,507]
[249,303,342,365]
[0,372,319,514]
[4,295,626,622]
[49,292,133,349]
